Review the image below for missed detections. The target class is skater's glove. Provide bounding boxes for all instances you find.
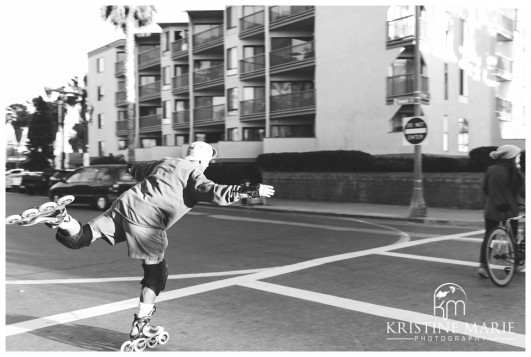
[240,184,275,198]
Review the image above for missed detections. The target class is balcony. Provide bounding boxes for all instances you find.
[138,46,160,70]
[239,10,264,39]
[171,38,189,60]
[193,25,223,54]
[194,104,225,127]
[139,114,162,133]
[115,60,125,77]
[270,42,315,75]
[496,14,514,41]
[386,15,427,48]
[386,74,430,104]
[139,81,161,101]
[172,110,190,129]
[193,64,224,91]
[495,97,512,121]
[115,90,127,106]
[240,98,266,122]
[116,120,128,136]
[270,89,315,118]
[495,55,513,81]
[239,53,265,80]
[172,74,189,95]
[269,6,315,31]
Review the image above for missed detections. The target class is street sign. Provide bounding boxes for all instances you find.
[403,116,427,145]
[393,97,414,105]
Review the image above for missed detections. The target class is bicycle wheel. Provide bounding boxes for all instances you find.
[485,227,516,287]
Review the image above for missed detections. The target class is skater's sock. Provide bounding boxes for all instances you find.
[138,302,154,318]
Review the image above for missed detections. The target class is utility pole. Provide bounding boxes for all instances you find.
[409,5,427,218]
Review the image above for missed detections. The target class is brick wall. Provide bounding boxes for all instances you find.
[262,172,485,209]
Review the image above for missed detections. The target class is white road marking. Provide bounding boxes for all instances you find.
[239,281,525,349]
[449,237,482,243]
[377,251,480,267]
[6,268,270,285]
[6,230,482,337]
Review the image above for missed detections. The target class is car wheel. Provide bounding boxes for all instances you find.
[94,195,110,211]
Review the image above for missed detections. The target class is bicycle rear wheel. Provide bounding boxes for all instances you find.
[485,227,516,287]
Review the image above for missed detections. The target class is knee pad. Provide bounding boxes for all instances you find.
[55,223,93,250]
[140,259,168,296]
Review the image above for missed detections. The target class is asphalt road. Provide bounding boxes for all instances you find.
[4,192,526,352]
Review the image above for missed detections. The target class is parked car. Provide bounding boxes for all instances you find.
[20,168,74,195]
[47,169,75,189]
[49,164,137,210]
[6,171,35,191]
[5,168,26,176]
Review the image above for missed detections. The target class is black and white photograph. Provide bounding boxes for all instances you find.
[2,0,528,353]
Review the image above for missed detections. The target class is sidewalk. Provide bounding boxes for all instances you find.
[208,198,485,227]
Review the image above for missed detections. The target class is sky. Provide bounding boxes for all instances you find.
[1,0,225,107]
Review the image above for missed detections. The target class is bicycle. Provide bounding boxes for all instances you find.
[484,210,525,287]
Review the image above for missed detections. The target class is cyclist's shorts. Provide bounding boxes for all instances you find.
[88,209,167,261]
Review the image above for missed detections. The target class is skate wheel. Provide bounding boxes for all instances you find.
[133,338,147,352]
[120,340,133,352]
[6,214,22,225]
[38,202,57,214]
[158,331,169,345]
[147,337,158,348]
[21,208,39,219]
[57,195,75,206]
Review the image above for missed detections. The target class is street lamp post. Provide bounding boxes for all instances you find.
[409,5,427,218]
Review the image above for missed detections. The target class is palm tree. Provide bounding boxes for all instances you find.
[101,5,156,161]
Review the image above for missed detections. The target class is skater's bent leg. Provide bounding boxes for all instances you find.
[139,258,168,306]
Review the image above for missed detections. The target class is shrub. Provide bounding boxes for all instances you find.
[204,163,262,185]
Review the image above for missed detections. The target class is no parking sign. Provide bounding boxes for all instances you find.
[403,116,428,145]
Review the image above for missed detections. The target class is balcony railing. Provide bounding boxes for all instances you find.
[270,42,314,67]
[240,53,265,75]
[240,98,266,116]
[495,55,513,81]
[194,104,225,123]
[270,89,315,112]
[171,38,189,58]
[387,74,429,98]
[115,60,125,76]
[193,25,223,47]
[497,14,514,41]
[240,10,265,32]
[139,114,162,129]
[495,97,512,121]
[115,90,127,105]
[386,15,427,44]
[194,64,224,84]
[270,6,314,23]
[172,110,190,126]
[116,120,128,136]
[138,46,160,67]
[139,81,161,99]
[172,74,189,90]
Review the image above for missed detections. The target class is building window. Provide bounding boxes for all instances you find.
[227,128,240,141]
[271,125,314,138]
[243,5,263,16]
[228,88,238,112]
[443,115,449,152]
[98,113,104,129]
[163,100,171,119]
[457,118,469,152]
[459,69,468,97]
[174,135,188,146]
[141,138,159,148]
[162,31,170,52]
[243,128,264,141]
[227,6,237,29]
[98,141,105,156]
[163,134,172,146]
[118,110,128,121]
[97,57,104,73]
[97,86,104,100]
[118,140,127,150]
[444,63,448,100]
[163,66,171,86]
[227,47,238,75]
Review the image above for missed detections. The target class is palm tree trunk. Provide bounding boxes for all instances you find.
[125,9,136,162]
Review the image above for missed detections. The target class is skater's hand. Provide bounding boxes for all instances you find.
[257,184,275,198]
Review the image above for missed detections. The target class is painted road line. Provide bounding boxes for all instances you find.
[449,237,482,243]
[6,230,482,337]
[239,281,525,349]
[377,252,480,267]
[6,268,270,285]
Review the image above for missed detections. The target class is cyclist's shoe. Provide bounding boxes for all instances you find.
[477,266,489,279]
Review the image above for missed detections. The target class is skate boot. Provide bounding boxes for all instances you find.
[6,195,75,228]
[120,307,169,352]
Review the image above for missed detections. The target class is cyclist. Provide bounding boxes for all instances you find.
[478,144,525,278]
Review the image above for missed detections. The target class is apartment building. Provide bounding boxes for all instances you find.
[87,6,527,163]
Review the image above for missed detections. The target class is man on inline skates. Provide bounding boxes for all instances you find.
[10,141,274,351]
